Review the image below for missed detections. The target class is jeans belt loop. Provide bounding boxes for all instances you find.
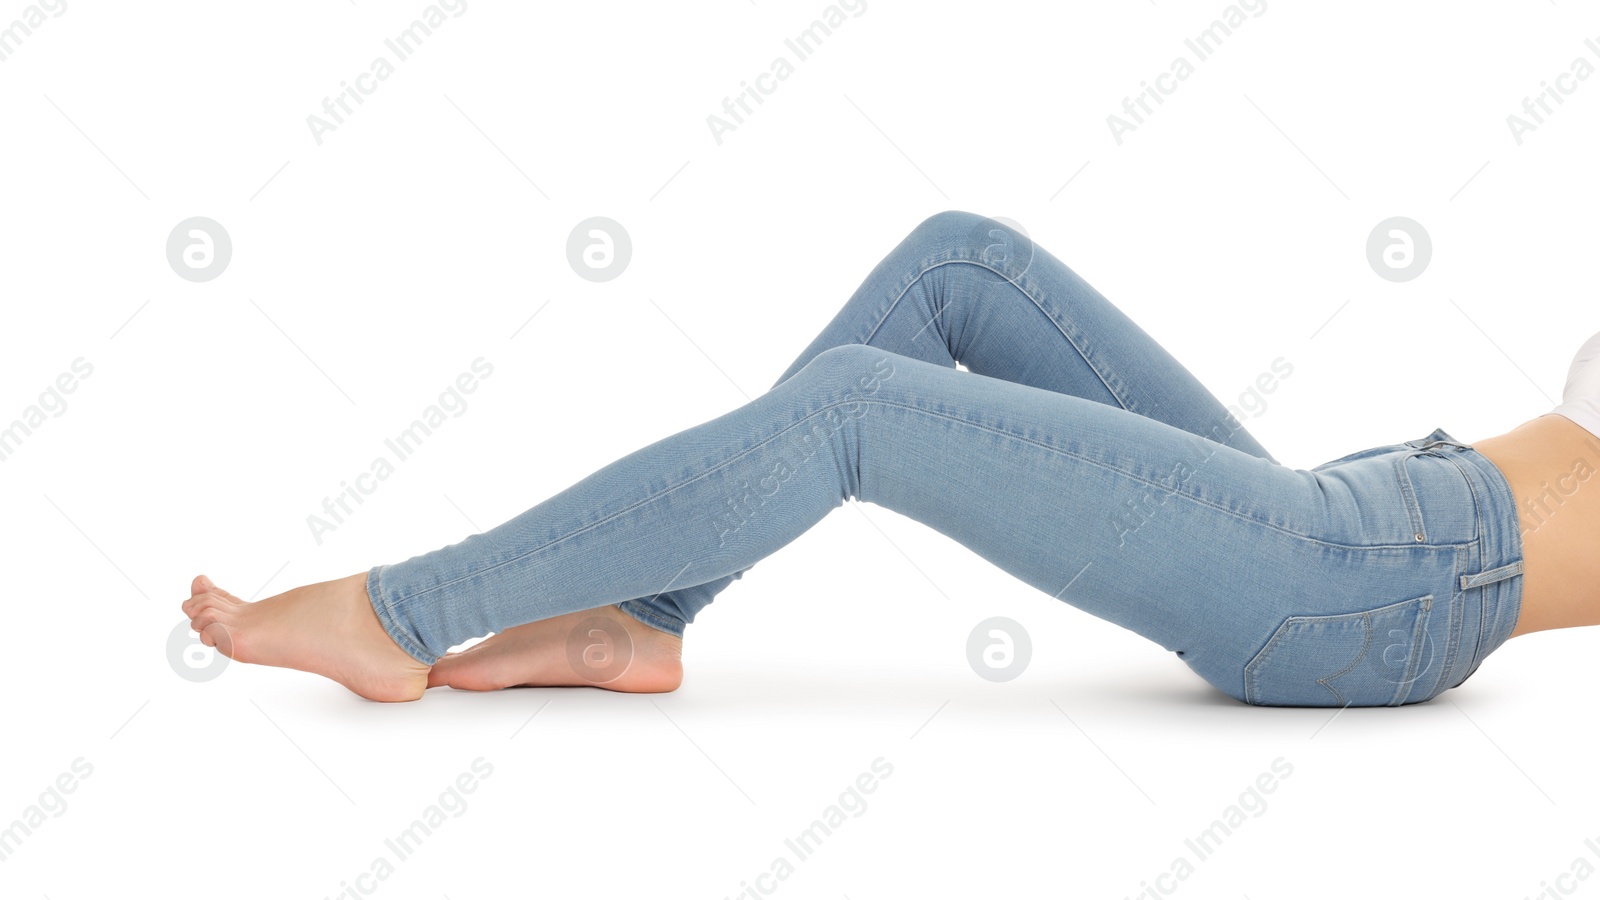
[1460,560,1524,591]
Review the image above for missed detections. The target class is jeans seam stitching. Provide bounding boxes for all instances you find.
[1246,594,1434,705]
[862,256,1135,413]
[1391,601,1432,705]
[1427,557,1464,702]
[1429,602,1459,703]
[1314,611,1370,706]
[1393,453,1428,540]
[1436,450,1498,676]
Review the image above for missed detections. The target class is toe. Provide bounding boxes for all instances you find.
[187,593,237,632]
[190,606,221,635]
[199,621,235,658]
[189,575,243,604]
[182,591,216,618]
[183,589,241,618]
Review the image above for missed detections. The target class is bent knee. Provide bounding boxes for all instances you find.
[912,209,988,238]
[907,210,996,256]
[793,344,902,398]
[908,210,1032,279]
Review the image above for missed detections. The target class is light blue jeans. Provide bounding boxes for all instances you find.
[368,211,1525,707]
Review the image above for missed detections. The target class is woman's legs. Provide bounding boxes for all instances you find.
[182,211,1299,701]
[613,209,1278,635]
[430,210,1284,692]
[189,330,1330,702]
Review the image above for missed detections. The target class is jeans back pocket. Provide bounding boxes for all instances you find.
[1243,594,1435,707]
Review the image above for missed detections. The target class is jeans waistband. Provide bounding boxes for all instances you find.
[1405,427,1525,672]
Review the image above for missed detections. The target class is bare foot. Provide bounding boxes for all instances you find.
[427,604,683,693]
[182,573,431,702]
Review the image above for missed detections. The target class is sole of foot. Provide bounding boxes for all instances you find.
[427,604,683,693]
[182,573,431,702]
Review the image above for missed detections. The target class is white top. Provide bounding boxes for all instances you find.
[1545,330,1600,438]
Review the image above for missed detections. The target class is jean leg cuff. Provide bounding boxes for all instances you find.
[366,566,440,665]
[615,600,686,638]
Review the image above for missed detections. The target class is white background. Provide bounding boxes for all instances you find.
[2,1,1597,897]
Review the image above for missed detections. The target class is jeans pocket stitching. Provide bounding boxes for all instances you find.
[1244,594,1435,707]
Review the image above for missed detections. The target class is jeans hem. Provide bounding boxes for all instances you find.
[367,566,440,665]
[615,601,686,638]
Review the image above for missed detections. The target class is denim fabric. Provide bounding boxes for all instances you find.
[1237,428,1523,706]
[366,211,1523,707]
[616,208,1280,634]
